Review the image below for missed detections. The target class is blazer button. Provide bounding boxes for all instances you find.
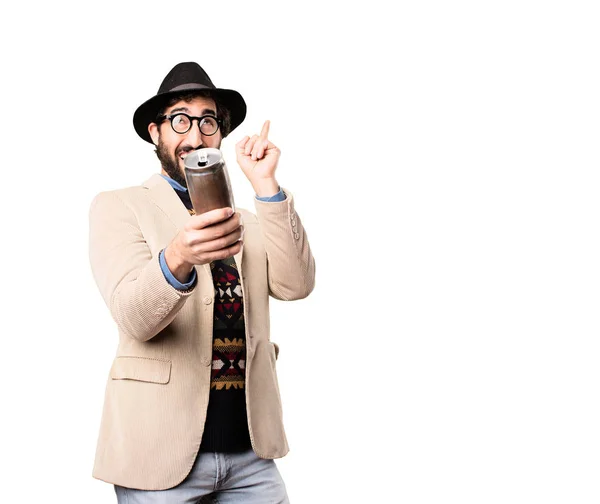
[203,296,212,305]
[294,232,300,240]
[201,356,211,367]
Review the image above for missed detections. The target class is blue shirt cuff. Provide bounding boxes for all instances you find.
[159,248,197,291]
[255,187,286,202]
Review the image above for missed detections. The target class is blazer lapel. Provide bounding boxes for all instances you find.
[142,173,191,231]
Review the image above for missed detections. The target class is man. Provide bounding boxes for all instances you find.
[89,62,315,503]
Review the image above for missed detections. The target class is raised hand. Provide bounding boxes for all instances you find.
[235,120,281,197]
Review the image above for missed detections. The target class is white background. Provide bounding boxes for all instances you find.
[1,1,599,502]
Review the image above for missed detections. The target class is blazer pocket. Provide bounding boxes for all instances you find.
[110,356,172,384]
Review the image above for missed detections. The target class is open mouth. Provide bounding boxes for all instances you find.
[178,150,193,161]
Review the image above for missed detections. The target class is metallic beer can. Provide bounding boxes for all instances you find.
[183,148,235,215]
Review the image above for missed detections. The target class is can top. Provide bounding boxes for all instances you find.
[184,148,223,170]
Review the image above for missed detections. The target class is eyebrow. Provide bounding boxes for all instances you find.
[168,106,217,116]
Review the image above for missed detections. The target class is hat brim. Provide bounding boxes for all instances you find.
[133,86,247,144]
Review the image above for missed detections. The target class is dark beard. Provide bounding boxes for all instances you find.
[156,138,188,188]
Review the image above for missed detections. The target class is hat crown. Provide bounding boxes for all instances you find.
[158,62,215,94]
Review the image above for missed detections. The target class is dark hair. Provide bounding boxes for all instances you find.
[156,90,232,137]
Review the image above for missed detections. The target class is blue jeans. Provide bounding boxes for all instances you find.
[114,449,289,503]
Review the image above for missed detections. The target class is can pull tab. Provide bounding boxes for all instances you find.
[198,151,209,167]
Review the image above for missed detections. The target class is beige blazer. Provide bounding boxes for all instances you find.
[89,173,315,490]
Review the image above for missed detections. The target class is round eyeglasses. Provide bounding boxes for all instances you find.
[156,113,221,136]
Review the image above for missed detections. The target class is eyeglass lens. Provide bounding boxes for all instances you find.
[171,114,218,135]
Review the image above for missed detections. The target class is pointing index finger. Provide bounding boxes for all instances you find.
[260,120,270,139]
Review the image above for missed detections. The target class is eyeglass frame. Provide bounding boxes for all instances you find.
[155,113,222,136]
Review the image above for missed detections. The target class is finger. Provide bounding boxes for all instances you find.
[220,240,243,259]
[221,240,243,259]
[235,136,250,153]
[195,226,244,253]
[185,221,243,250]
[255,139,269,160]
[201,213,243,241]
[195,240,243,264]
[186,207,235,230]
[260,120,270,140]
[184,216,242,249]
[245,135,259,156]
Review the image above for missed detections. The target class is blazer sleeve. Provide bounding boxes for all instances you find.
[253,188,316,300]
[89,191,197,342]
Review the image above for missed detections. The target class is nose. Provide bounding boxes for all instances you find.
[185,120,203,148]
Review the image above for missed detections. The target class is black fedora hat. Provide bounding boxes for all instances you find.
[133,62,247,143]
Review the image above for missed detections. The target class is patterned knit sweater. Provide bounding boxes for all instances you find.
[174,187,251,453]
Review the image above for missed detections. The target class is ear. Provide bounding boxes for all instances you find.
[148,123,159,145]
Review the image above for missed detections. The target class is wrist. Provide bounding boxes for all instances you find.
[164,243,194,283]
[253,178,280,198]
